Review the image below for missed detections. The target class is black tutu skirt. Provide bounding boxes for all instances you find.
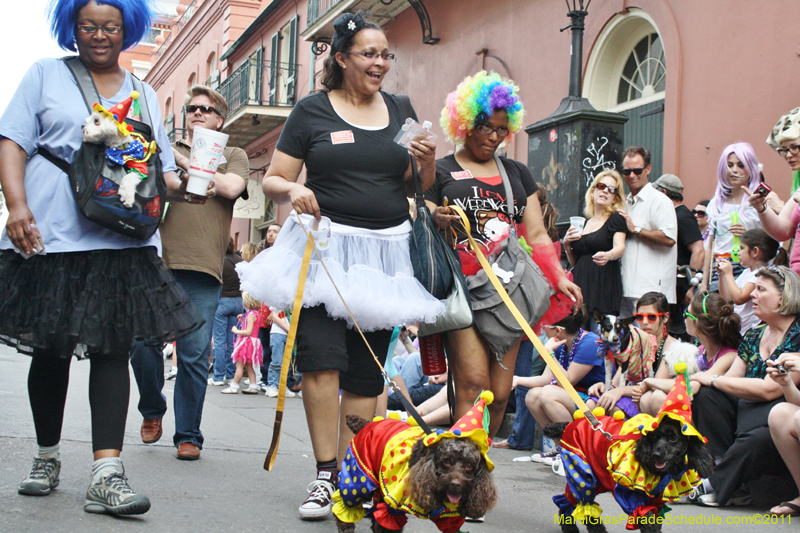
[0,246,201,359]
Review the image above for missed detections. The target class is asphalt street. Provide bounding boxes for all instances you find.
[0,344,794,532]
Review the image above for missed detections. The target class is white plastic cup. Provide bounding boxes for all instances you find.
[569,216,586,231]
[310,216,332,250]
[186,127,229,196]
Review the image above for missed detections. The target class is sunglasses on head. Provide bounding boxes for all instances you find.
[691,209,707,218]
[685,293,710,321]
[633,312,665,322]
[185,104,220,115]
[621,168,645,176]
[594,182,618,194]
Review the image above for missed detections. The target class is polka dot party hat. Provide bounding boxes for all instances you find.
[422,390,495,471]
[626,362,706,443]
[92,91,140,138]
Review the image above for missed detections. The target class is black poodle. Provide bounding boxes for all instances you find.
[335,415,497,533]
[545,416,714,533]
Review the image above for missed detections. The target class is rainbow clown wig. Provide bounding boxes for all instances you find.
[440,71,525,144]
[48,0,155,52]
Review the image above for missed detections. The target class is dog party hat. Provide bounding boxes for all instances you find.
[93,91,140,137]
[422,390,495,471]
[640,362,706,443]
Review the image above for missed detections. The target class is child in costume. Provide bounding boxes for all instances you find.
[222,292,263,394]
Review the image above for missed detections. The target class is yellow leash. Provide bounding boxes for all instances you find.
[449,204,610,438]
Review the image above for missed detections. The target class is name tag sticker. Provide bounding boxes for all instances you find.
[451,170,474,180]
[331,130,355,145]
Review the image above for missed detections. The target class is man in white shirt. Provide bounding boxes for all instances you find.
[617,146,678,317]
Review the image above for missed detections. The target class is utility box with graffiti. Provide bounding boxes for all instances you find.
[525,108,627,230]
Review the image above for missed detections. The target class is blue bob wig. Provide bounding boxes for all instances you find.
[48,0,155,52]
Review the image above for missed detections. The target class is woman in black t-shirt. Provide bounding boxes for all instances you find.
[425,72,582,437]
[235,12,442,520]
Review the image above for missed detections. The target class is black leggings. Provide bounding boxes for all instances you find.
[29,352,130,452]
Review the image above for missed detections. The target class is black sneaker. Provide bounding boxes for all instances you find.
[84,468,151,515]
[18,456,61,496]
[299,470,336,520]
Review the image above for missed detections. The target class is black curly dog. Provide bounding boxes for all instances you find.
[544,417,714,533]
[335,415,497,533]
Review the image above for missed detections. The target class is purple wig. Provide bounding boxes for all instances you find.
[711,142,761,213]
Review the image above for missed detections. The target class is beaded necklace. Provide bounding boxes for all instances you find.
[653,327,668,370]
[557,328,586,369]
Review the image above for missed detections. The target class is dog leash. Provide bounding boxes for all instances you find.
[449,204,612,440]
[263,213,434,471]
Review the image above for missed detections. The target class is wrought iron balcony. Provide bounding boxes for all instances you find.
[216,58,299,148]
[167,128,188,144]
[307,0,345,27]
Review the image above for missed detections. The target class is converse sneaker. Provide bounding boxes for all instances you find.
[530,449,560,466]
[299,473,336,519]
[84,470,151,515]
[18,456,61,496]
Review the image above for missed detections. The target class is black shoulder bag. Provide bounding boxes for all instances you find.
[38,56,166,240]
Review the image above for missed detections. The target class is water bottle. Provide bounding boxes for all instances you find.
[419,334,447,376]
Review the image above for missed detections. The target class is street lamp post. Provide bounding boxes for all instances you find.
[525,1,627,231]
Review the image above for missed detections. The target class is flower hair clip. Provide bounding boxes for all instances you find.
[333,12,365,39]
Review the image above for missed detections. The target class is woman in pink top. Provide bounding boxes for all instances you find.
[750,108,800,277]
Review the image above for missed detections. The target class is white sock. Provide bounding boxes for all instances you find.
[38,444,60,460]
[91,457,122,483]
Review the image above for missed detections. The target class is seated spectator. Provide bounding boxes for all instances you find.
[689,266,800,507]
[587,292,673,418]
[386,351,446,411]
[633,292,740,415]
[767,353,800,517]
[521,307,604,462]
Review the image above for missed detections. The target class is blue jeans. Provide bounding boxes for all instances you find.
[212,296,241,380]
[267,332,287,387]
[131,270,220,448]
[258,327,271,382]
[506,339,536,450]
[388,353,442,407]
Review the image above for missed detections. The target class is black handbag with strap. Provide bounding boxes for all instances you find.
[38,56,166,240]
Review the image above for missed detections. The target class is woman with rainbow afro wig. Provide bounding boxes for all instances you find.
[0,0,198,518]
[424,71,583,438]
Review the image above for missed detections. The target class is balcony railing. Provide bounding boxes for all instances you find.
[307,0,344,27]
[176,0,196,33]
[156,31,172,60]
[167,128,188,144]
[217,58,299,116]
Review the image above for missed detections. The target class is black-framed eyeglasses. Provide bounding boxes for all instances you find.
[621,168,645,176]
[348,50,396,61]
[691,209,707,218]
[476,124,510,137]
[595,182,618,195]
[185,104,220,115]
[776,145,800,158]
[77,24,123,35]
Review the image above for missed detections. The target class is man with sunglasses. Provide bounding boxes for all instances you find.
[130,85,249,460]
[617,146,678,318]
[693,200,710,243]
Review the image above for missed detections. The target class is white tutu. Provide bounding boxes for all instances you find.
[237,212,445,332]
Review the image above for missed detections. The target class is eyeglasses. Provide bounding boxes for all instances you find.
[476,124,511,137]
[594,182,618,195]
[684,311,698,321]
[621,168,645,176]
[185,104,221,115]
[77,25,123,35]
[633,312,665,322]
[685,293,709,321]
[348,50,396,61]
[691,209,707,218]
[776,145,800,158]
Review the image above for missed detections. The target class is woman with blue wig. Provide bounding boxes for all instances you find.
[0,0,203,515]
[424,72,583,437]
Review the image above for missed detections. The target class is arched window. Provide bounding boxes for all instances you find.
[206,53,216,79]
[188,72,196,89]
[617,33,666,105]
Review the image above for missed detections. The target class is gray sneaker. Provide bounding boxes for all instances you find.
[84,469,151,515]
[18,456,61,496]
